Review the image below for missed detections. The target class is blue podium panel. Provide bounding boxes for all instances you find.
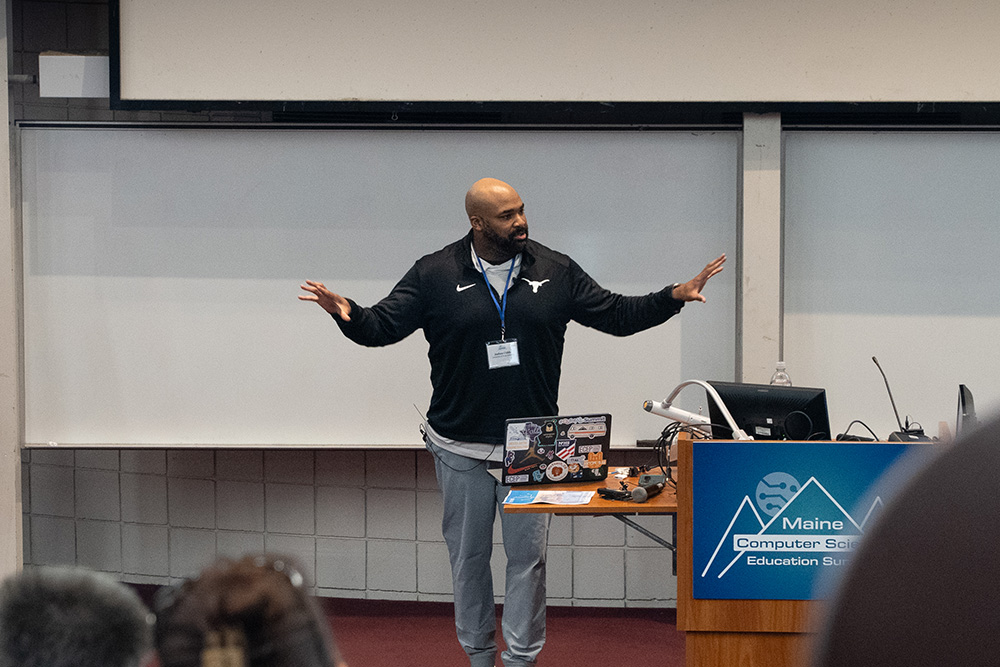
[692,441,936,600]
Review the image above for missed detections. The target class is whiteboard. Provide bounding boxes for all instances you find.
[784,131,1000,440]
[21,127,737,446]
[115,0,1000,104]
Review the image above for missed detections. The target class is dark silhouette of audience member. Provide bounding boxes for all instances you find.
[155,555,346,667]
[0,565,153,667]
[812,414,1000,666]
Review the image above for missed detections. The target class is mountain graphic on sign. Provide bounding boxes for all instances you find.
[699,496,765,578]
[762,478,863,536]
[859,496,885,529]
[701,477,883,580]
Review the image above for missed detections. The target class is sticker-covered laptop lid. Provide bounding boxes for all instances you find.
[501,414,611,485]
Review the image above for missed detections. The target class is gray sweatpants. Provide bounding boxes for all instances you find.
[430,443,551,667]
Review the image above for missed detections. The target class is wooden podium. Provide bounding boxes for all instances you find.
[676,435,816,667]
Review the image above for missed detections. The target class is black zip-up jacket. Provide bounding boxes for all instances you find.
[336,232,685,445]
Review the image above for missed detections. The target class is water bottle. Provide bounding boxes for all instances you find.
[769,361,792,386]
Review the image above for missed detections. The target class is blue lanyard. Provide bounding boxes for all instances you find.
[475,254,517,341]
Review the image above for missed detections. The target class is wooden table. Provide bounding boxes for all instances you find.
[503,471,679,568]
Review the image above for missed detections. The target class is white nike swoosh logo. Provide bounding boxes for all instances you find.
[456,284,476,292]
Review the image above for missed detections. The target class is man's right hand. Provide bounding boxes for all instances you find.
[299,280,352,321]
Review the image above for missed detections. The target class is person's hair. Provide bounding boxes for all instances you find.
[0,566,152,667]
[154,555,341,667]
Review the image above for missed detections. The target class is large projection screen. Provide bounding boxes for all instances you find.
[21,126,737,447]
[115,0,1000,104]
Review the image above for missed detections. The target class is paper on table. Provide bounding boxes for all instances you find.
[503,489,596,505]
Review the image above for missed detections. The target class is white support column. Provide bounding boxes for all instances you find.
[1,0,24,577]
[738,113,783,384]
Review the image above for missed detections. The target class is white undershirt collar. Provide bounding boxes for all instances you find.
[471,245,522,295]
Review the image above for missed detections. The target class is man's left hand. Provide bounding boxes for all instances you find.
[672,253,726,303]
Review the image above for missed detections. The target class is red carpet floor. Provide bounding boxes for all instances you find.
[134,585,684,667]
[324,599,684,667]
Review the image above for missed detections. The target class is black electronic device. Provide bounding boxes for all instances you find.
[637,473,666,487]
[835,433,875,442]
[597,487,632,501]
[956,384,978,439]
[886,431,932,442]
[871,356,932,441]
[706,381,831,440]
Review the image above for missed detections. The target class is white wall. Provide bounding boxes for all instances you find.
[784,131,1000,439]
[1,0,24,579]
[118,0,1000,103]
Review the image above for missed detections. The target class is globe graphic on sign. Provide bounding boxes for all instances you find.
[755,472,800,517]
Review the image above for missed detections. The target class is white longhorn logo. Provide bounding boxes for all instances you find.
[521,278,550,293]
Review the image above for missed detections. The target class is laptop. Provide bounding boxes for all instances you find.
[501,413,612,485]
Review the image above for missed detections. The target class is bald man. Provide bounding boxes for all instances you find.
[301,178,725,667]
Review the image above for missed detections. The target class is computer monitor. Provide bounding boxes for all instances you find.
[956,384,977,438]
[706,381,832,440]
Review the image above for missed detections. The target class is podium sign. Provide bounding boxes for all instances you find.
[693,440,935,600]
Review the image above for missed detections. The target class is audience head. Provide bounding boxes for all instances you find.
[812,414,1000,666]
[0,565,153,667]
[154,555,343,667]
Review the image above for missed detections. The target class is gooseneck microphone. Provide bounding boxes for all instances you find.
[872,356,906,434]
[872,356,930,441]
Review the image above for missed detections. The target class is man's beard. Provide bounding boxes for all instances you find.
[484,225,528,257]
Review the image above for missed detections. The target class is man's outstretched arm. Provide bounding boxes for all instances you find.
[298,271,423,348]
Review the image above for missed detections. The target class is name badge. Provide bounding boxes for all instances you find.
[486,339,520,369]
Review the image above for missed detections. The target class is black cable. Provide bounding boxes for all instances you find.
[836,419,880,441]
[421,425,497,473]
[652,421,709,488]
[658,429,674,488]
[639,420,717,492]
[704,421,736,437]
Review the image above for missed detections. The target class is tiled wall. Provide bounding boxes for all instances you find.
[21,447,677,606]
